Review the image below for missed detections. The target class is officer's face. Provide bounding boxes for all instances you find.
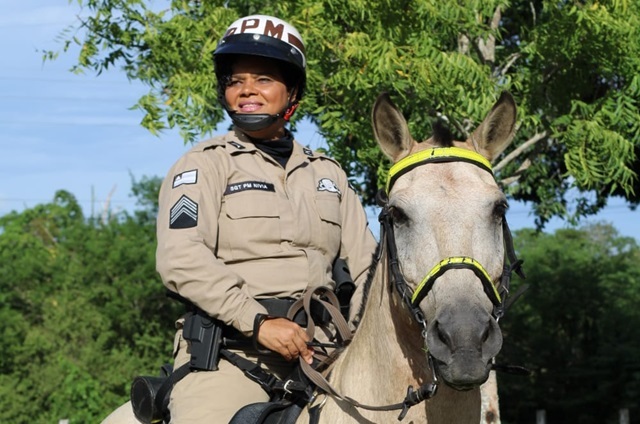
[225,55,291,119]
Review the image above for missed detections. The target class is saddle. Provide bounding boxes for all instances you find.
[229,365,316,424]
[229,400,303,424]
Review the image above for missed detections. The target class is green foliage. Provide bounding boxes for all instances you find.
[499,223,640,423]
[4,184,638,422]
[46,0,640,227]
[0,180,180,423]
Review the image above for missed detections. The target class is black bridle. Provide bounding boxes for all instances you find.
[376,193,525,324]
[370,147,526,416]
[377,146,525,323]
[304,148,526,422]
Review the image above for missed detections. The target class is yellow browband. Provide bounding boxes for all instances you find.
[386,147,493,193]
[410,256,502,307]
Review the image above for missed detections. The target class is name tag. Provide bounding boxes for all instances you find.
[224,181,275,194]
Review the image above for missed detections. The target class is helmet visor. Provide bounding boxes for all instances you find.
[214,33,305,72]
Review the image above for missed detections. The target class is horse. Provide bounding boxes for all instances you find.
[294,91,520,424]
[102,91,520,424]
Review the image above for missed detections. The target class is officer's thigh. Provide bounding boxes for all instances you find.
[100,401,142,424]
[169,354,270,424]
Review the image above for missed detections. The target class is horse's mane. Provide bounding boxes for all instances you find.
[350,243,383,329]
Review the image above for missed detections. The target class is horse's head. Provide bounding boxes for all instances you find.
[372,92,517,391]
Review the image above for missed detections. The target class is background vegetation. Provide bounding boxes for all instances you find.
[499,225,640,423]
[3,0,637,422]
[0,180,181,423]
[1,183,639,423]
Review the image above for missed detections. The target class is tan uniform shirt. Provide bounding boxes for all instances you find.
[157,129,377,335]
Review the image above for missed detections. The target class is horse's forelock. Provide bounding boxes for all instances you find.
[431,120,454,147]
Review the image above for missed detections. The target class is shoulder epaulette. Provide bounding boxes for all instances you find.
[309,150,343,169]
[197,134,254,153]
[194,136,227,152]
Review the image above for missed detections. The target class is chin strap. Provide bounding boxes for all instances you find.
[228,111,281,132]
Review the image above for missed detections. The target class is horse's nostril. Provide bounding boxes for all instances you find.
[481,325,489,343]
[437,322,451,347]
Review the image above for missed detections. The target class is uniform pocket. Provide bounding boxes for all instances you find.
[224,195,279,218]
[314,194,342,253]
[219,192,280,259]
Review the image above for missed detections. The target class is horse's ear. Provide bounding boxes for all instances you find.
[372,92,413,162]
[468,92,517,163]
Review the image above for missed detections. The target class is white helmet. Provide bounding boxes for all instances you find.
[214,15,307,131]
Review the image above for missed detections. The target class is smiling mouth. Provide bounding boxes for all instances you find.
[238,103,262,112]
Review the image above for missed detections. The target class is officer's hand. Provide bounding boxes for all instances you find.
[257,317,314,364]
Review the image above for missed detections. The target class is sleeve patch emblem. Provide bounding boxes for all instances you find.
[172,170,198,188]
[169,195,198,229]
[317,178,342,198]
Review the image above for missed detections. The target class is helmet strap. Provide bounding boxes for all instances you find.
[283,103,299,121]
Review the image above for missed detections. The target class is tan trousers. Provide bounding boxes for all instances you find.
[168,329,296,423]
[100,401,142,424]
[101,318,335,424]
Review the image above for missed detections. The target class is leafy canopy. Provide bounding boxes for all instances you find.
[47,0,640,227]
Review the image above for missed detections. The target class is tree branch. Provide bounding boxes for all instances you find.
[499,158,532,186]
[494,130,548,172]
[496,53,521,78]
[476,6,501,64]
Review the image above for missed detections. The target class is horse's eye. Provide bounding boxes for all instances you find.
[494,201,508,218]
[390,205,409,225]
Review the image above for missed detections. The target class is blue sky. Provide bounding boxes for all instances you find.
[1,1,638,241]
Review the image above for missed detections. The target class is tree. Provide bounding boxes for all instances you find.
[0,181,179,423]
[46,0,640,226]
[498,223,640,423]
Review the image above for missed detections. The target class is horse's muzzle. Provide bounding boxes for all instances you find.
[425,308,503,389]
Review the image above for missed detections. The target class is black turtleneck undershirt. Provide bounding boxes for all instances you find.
[248,130,294,168]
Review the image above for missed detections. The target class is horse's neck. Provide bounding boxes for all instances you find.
[312,255,484,423]
[330,256,430,401]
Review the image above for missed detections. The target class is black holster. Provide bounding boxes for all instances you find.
[333,258,355,319]
[182,309,224,371]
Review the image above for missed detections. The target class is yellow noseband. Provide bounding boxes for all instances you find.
[411,256,502,307]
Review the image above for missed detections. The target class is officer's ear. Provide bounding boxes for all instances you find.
[289,86,299,104]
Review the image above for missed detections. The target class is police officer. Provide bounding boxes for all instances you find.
[154,14,377,423]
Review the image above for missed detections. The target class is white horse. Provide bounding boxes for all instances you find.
[103,91,519,424]
[295,91,519,424]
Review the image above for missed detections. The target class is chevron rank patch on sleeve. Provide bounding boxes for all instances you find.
[170,195,198,229]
